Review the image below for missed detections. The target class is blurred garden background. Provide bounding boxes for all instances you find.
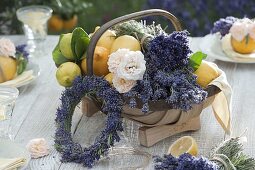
[1,0,255,36]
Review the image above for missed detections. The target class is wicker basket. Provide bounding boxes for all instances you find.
[81,9,221,147]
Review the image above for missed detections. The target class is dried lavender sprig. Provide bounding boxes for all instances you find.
[211,137,255,170]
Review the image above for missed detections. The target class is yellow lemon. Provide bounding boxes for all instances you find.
[56,62,81,87]
[104,73,113,84]
[231,35,255,54]
[59,33,74,60]
[0,56,17,83]
[168,136,198,157]
[110,35,141,53]
[194,61,219,88]
[81,46,110,76]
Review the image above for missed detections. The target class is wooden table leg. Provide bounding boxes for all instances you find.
[138,116,201,147]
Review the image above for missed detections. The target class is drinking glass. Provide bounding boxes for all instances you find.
[0,86,19,140]
[16,5,52,40]
[16,5,52,54]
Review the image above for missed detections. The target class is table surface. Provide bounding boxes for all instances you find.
[2,35,255,170]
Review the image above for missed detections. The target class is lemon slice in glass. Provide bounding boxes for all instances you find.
[168,136,198,157]
[0,113,6,121]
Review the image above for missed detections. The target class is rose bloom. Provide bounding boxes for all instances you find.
[107,49,130,73]
[0,38,16,57]
[26,138,50,158]
[109,49,146,81]
[230,22,248,41]
[112,75,136,93]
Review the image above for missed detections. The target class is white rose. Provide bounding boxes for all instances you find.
[230,22,248,41]
[116,50,146,80]
[0,38,16,57]
[248,22,255,40]
[112,75,136,93]
[107,48,130,73]
[26,138,50,158]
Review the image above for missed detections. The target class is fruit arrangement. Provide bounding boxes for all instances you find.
[0,38,28,83]
[212,17,255,54]
[53,25,219,90]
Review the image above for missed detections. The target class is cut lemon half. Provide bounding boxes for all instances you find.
[168,136,198,157]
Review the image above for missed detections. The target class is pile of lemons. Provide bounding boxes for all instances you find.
[53,27,141,87]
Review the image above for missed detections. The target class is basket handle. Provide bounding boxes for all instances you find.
[86,9,182,75]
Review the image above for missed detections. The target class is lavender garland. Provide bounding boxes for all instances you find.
[55,76,123,168]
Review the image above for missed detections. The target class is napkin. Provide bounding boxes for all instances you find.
[221,34,255,62]
[0,70,34,87]
[207,61,232,134]
[0,157,26,170]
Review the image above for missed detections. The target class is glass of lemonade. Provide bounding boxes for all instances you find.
[16,5,52,40]
[0,86,19,140]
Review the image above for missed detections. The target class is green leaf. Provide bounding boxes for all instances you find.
[52,34,71,67]
[71,27,89,61]
[16,54,28,75]
[189,51,207,71]
[74,37,90,60]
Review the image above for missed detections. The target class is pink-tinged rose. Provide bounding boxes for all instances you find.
[112,75,136,93]
[26,138,50,159]
[248,23,255,40]
[0,38,16,57]
[230,22,248,41]
[107,49,130,73]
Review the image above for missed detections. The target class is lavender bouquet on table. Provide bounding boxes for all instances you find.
[154,137,255,170]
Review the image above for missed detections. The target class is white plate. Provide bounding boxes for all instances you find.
[0,62,40,88]
[199,34,255,63]
[0,139,31,169]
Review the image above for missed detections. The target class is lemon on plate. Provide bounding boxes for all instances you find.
[168,136,198,157]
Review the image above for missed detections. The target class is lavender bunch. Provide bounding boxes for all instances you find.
[55,76,123,168]
[211,17,238,37]
[124,31,207,112]
[154,153,218,170]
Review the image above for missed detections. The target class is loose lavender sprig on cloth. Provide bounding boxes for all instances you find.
[154,137,255,170]
[211,17,238,37]
[55,76,123,168]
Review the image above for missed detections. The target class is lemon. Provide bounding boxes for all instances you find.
[194,61,219,88]
[104,73,113,84]
[0,56,17,83]
[56,62,81,87]
[168,136,198,157]
[110,35,141,53]
[81,46,110,76]
[231,35,255,54]
[59,33,74,60]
